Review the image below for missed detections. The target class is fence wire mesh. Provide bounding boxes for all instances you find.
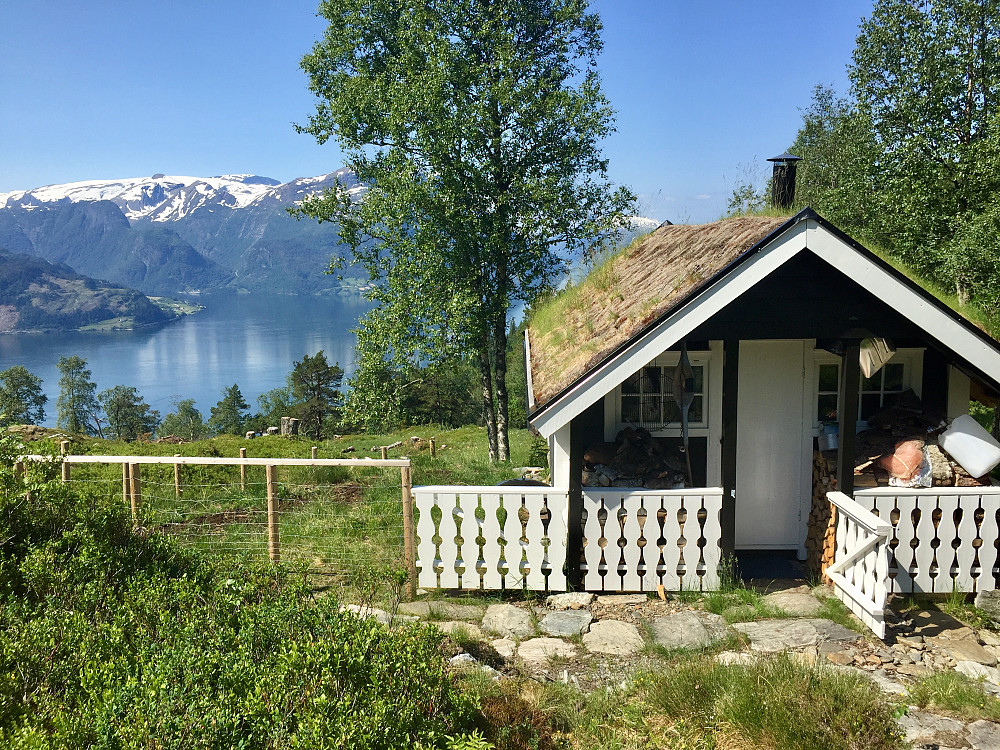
[62,460,407,585]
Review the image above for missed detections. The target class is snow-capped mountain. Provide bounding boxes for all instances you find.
[0,169,362,223]
[0,170,366,296]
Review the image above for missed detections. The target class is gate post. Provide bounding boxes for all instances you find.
[266,464,280,563]
[401,464,417,600]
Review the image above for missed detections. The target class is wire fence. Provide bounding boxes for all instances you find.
[46,454,412,588]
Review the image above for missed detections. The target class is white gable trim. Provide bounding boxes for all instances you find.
[531,220,808,437]
[805,224,1000,383]
[530,218,1000,439]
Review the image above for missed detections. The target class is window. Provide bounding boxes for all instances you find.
[815,357,912,424]
[621,363,705,429]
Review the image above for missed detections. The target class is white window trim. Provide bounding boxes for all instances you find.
[810,347,924,432]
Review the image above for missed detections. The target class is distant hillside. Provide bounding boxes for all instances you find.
[0,171,367,296]
[0,250,177,332]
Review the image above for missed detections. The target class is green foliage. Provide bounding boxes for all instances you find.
[0,365,45,426]
[642,653,903,749]
[208,383,250,435]
[160,398,210,441]
[908,671,1000,721]
[55,355,100,436]
[298,0,636,461]
[290,350,344,439]
[0,434,482,749]
[97,385,160,442]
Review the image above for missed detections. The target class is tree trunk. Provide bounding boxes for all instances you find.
[957,277,970,307]
[478,343,498,461]
[493,312,510,462]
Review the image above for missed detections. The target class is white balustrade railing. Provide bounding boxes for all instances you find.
[827,491,891,639]
[581,488,723,593]
[413,486,567,591]
[854,486,1000,594]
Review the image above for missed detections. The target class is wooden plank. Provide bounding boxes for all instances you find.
[619,492,644,591]
[700,491,724,590]
[453,493,476,589]
[414,490,441,589]
[544,492,568,591]
[911,495,938,593]
[720,338,739,555]
[29,454,413,468]
[951,494,977,591]
[836,342,861,497]
[523,492,547,590]
[478,492,503,589]
[400,465,417,599]
[660,495,683,591]
[979,494,1000,591]
[581,491,606,591]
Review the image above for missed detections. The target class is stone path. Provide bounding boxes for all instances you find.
[385,584,1000,748]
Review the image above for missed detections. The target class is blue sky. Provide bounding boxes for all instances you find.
[1,1,872,223]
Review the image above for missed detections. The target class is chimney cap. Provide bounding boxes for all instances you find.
[767,153,802,163]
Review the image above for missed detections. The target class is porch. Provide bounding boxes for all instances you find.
[412,482,1000,640]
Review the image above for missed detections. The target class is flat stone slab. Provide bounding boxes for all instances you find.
[943,639,998,666]
[341,604,391,624]
[482,604,535,639]
[596,594,648,606]
[968,719,1000,750]
[397,600,487,621]
[583,620,645,655]
[733,618,859,652]
[492,638,516,660]
[897,709,969,747]
[433,621,487,641]
[540,610,593,637]
[651,611,729,650]
[517,637,578,667]
[761,587,824,617]
[829,666,908,696]
[546,592,595,610]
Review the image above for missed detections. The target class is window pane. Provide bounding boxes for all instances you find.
[661,399,680,424]
[688,396,703,423]
[861,371,879,392]
[818,364,839,392]
[622,395,640,422]
[623,371,641,394]
[884,363,904,391]
[691,365,704,393]
[642,394,661,423]
[818,394,838,422]
[861,393,880,419]
[643,366,662,393]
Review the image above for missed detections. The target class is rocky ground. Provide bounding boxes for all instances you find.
[347,583,1000,750]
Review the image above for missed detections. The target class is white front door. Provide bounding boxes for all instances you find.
[735,340,809,549]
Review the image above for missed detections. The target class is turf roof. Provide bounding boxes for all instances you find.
[527,215,787,409]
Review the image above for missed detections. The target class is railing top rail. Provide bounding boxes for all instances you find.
[20,454,411,468]
[855,485,1000,496]
[584,486,724,496]
[828,490,891,535]
[414,485,565,494]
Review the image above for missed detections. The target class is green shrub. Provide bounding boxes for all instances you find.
[0,434,481,749]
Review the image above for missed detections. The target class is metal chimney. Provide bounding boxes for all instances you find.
[767,153,802,210]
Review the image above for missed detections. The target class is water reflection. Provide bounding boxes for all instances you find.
[0,294,373,427]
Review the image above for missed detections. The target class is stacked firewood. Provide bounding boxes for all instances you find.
[582,427,688,489]
[805,451,838,581]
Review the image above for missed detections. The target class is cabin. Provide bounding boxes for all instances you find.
[412,207,1000,638]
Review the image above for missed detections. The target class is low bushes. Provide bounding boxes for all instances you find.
[0,433,478,749]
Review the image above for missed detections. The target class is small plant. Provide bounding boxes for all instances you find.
[908,671,1000,721]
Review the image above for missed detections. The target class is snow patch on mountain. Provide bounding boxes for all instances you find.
[0,171,362,223]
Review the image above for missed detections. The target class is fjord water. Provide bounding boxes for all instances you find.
[0,294,373,428]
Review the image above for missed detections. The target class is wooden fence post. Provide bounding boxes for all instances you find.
[123,463,130,510]
[311,446,318,459]
[239,447,247,492]
[429,438,436,458]
[400,464,417,600]
[129,463,141,523]
[15,461,31,502]
[380,446,388,461]
[174,454,182,498]
[60,440,70,482]
[266,464,280,563]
